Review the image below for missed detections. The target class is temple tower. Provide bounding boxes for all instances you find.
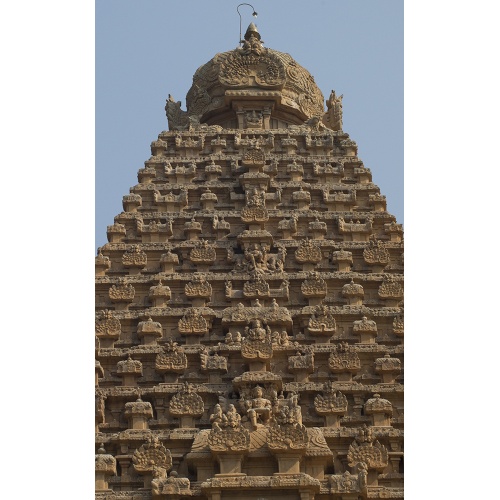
[96,23,403,500]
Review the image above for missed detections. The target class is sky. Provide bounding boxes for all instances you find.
[96,0,403,250]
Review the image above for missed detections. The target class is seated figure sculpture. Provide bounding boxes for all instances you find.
[244,386,272,429]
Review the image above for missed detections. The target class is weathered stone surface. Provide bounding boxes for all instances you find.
[96,21,403,499]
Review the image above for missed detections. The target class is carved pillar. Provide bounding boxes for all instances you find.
[353,316,378,344]
[331,250,353,272]
[116,355,143,387]
[375,353,402,384]
[95,249,111,276]
[342,279,364,306]
[149,281,171,308]
[364,394,393,427]
[137,317,163,345]
[184,218,202,241]
[125,397,153,430]
[95,444,116,492]
[159,250,179,274]
[200,188,218,210]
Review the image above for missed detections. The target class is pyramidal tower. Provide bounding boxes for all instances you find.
[95,22,404,500]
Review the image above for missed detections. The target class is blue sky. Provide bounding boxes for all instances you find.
[96,0,403,249]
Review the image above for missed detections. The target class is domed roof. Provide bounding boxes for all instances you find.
[184,24,325,125]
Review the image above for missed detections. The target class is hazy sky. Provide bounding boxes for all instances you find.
[96,0,403,249]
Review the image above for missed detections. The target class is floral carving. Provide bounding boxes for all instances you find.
[109,280,135,302]
[363,238,390,265]
[122,245,147,268]
[328,342,361,372]
[342,279,364,299]
[178,308,208,334]
[378,275,404,300]
[169,382,204,417]
[95,444,116,474]
[125,398,153,418]
[301,271,327,297]
[95,310,121,338]
[185,276,212,298]
[137,317,163,338]
[189,240,216,264]
[347,425,388,471]
[117,354,143,375]
[307,304,336,335]
[314,383,348,415]
[295,238,322,264]
[155,339,188,373]
[133,435,172,474]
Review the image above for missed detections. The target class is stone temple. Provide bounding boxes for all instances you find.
[95,23,404,500]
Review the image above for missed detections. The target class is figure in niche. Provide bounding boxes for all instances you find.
[226,404,241,428]
[245,187,265,208]
[244,386,272,429]
[209,404,225,431]
[245,319,270,342]
[244,243,266,273]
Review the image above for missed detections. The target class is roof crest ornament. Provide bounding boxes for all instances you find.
[237,3,258,45]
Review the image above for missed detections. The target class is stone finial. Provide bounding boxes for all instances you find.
[375,353,402,384]
[95,444,116,491]
[364,394,393,427]
[125,397,154,430]
[117,354,143,386]
[342,279,364,306]
[353,316,378,344]
[149,280,172,307]
[95,248,111,276]
[137,317,163,345]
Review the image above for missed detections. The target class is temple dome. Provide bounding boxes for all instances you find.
[184,24,325,126]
